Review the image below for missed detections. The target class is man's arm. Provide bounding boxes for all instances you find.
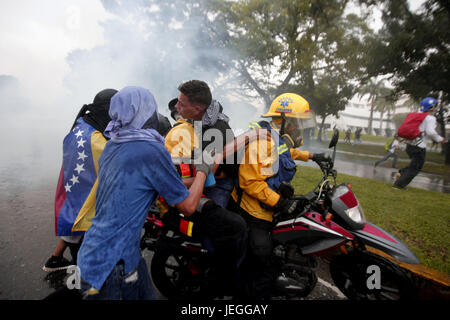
[290,148,310,161]
[181,177,195,188]
[175,171,207,216]
[424,116,445,144]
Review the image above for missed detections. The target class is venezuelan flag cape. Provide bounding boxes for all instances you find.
[54,118,107,236]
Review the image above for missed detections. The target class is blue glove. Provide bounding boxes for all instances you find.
[204,173,216,188]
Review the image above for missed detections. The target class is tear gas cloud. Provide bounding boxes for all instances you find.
[0,0,259,187]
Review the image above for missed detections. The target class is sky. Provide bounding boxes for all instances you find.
[0,0,427,183]
[0,1,109,112]
[0,1,112,180]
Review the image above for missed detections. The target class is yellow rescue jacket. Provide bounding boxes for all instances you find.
[231,124,310,222]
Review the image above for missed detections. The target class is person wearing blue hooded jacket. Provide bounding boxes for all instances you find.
[76,86,214,300]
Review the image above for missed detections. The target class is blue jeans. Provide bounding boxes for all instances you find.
[204,177,234,208]
[80,257,157,300]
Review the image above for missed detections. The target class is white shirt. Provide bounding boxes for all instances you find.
[406,114,444,149]
[389,139,399,153]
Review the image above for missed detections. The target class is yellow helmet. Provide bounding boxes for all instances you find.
[263,93,312,119]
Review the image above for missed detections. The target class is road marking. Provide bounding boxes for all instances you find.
[317,277,347,299]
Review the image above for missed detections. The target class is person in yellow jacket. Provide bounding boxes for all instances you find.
[162,80,248,297]
[228,92,329,298]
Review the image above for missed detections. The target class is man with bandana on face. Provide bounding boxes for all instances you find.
[77,86,213,300]
[164,80,248,298]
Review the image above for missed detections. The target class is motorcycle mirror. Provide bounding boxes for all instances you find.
[279,182,294,199]
[329,129,339,149]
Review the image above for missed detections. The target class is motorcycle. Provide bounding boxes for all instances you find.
[140,129,419,300]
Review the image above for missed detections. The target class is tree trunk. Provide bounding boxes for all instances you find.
[237,61,272,111]
[436,108,446,156]
[379,111,384,132]
[437,91,446,156]
[445,142,450,165]
[368,104,375,135]
[317,116,326,142]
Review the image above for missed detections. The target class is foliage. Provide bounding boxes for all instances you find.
[362,0,449,160]
[365,0,450,105]
[208,0,373,121]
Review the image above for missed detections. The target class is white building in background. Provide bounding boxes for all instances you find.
[317,97,414,137]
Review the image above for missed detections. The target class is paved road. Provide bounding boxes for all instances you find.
[0,175,347,300]
[301,143,450,193]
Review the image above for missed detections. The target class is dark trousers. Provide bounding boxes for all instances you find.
[394,144,426,188]
[64,239,82,264]
[204,177,234,208]
[195,205,248,294]
[375,151,398,168]
[228,200,276,298]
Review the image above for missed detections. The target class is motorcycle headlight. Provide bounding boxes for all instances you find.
[345,205,366,224]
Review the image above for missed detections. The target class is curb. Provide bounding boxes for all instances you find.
[367,247,450,299]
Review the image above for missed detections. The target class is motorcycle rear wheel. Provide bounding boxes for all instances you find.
[329,251,416,300]
[150,248,209,300]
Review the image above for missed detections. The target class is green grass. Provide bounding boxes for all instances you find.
[291,166,450,275]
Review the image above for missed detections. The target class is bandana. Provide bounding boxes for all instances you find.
[71,88,118,135]
[202,99,229,126]
[104,86,164,144]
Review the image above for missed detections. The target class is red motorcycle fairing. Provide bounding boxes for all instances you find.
[272,212,354,255]
[352,222,420,265]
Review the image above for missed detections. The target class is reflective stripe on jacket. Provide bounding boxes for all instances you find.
[231,121,309,222]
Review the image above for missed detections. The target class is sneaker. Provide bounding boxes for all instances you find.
[393,172,401,182]
[392,185,405,190]
[42,256,73,272]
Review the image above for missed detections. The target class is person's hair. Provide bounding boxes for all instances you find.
[178,80,212,108]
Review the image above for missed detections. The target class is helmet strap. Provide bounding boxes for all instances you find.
[280,113,286,136]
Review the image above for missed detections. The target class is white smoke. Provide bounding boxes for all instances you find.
[63,0,258,130]
[0,0,258,186]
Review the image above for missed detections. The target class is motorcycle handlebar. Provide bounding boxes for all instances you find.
[291,191,316,202]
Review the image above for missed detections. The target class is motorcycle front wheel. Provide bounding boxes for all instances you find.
[329,251,416,300]
[150,248,210,300]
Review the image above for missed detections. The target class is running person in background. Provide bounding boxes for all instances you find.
[344,128,352,144]
[374,135,400,169]
[393,97,446,189]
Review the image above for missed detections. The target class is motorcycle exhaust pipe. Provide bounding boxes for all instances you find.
[274,274,308,294]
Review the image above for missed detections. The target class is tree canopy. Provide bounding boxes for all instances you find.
[208,0,373,121]
[365,0,450,104]
[65,0,447,137]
